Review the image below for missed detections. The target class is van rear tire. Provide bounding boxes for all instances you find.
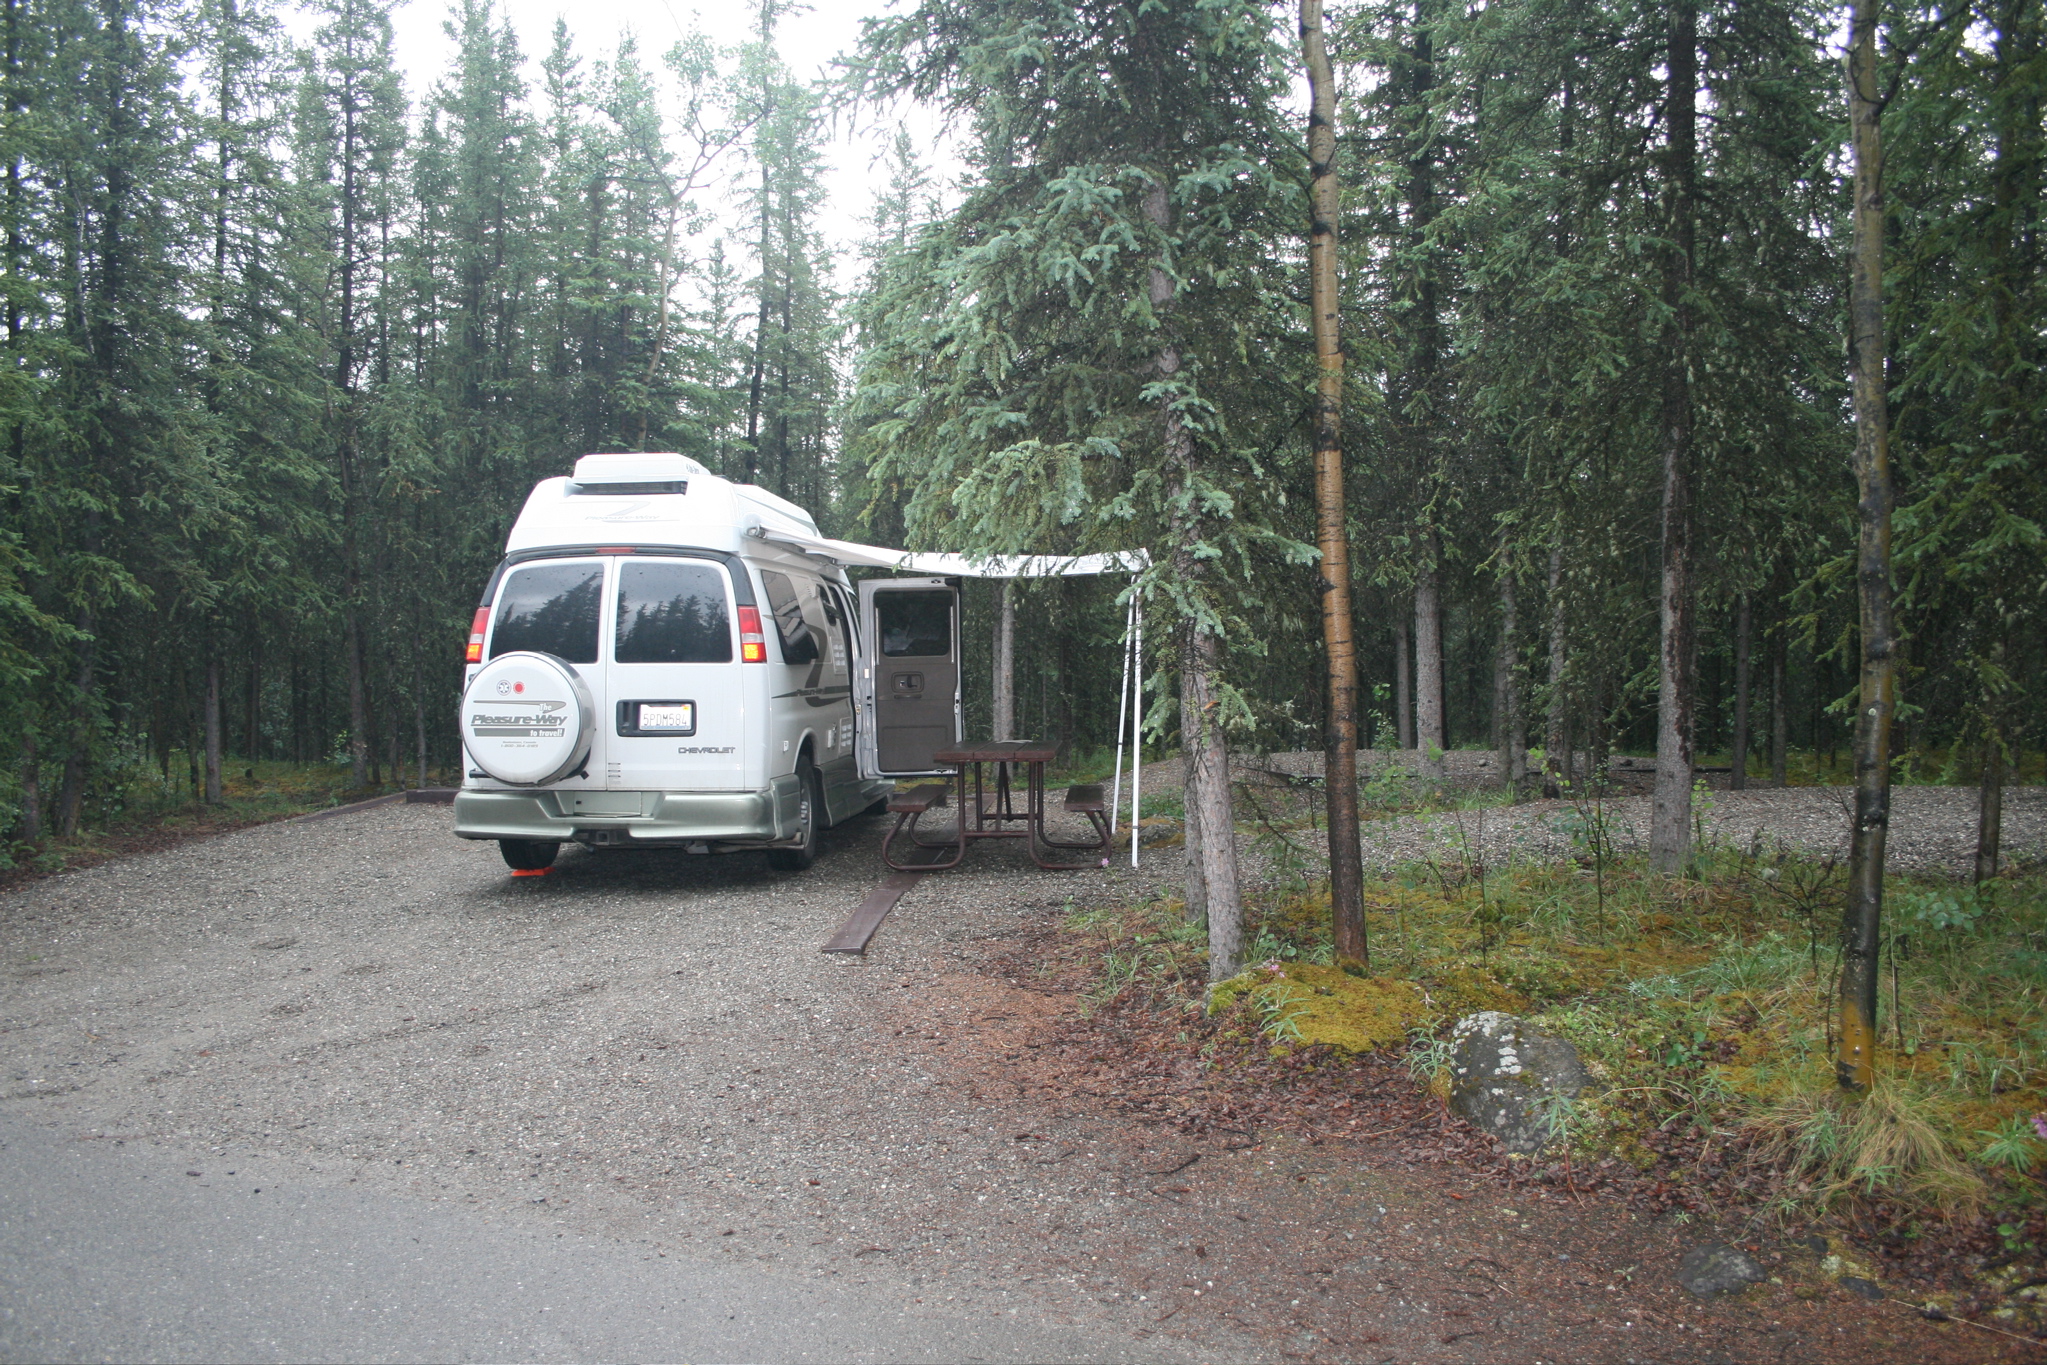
[499,838,560,871]
[766,759,821,872]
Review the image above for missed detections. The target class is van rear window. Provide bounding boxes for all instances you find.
[490,562,603,663]
[616,562,732,663]
[878,590,953,658]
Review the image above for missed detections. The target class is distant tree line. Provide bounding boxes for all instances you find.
[1,0,841,840]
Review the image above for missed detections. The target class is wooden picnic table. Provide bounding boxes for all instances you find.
[880,739,1109,872]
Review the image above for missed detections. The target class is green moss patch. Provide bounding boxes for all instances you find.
[1213,963,1428,1053]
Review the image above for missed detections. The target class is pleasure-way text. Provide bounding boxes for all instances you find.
[453,453,962,872]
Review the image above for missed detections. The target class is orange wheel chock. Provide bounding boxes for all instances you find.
[510,868,552,878]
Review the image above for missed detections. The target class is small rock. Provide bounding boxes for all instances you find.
[1840,1276,1884,1301]
[1678,1243,1767,1298]
[1447,1011,1591,1155]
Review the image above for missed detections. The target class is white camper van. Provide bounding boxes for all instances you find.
[453,453,964,872]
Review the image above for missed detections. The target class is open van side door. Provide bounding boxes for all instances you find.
[854,577,962,778]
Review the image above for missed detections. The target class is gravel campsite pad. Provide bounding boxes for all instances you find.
[3,792,2040,1362]
[1348,784,2047,877]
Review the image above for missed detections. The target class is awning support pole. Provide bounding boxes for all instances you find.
[1130,590,1143,869]
[1110,591,1137,839]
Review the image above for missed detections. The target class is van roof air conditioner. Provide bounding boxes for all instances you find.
[567,452,706,496]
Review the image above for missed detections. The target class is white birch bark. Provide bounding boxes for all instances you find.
[1414,547,1445,783]
[992,580,1015,741]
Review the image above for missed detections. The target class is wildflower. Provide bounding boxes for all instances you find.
[2032,1113,2047,1142]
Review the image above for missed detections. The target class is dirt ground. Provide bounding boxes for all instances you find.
[2,795,2039,1362]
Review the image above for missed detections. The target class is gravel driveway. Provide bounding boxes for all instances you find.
[1,805,1260,1359]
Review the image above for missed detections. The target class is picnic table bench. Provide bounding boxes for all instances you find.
[880,742,1110,872]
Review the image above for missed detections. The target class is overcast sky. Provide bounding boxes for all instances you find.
[376,0,957,286]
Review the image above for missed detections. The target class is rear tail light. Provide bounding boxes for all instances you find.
[737,605,767,663]
[465,606,490,663]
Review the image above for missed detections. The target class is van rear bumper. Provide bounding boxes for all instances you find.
[453,783,801,846]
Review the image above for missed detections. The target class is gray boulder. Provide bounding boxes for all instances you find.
[1447,1011,1592,1155]
[1677,1243,1768,1297]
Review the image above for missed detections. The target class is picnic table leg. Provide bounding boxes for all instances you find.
[882,806,964,871]
[1025,759,1100,870]
[993,760,1013,822]
[1032,761,1113,855]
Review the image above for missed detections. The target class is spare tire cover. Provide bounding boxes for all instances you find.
[461,651,596,786]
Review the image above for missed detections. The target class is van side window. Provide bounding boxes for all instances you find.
[878,590,952,658]
[758,570,820,665]
[490,562,603,663]
[616,561,732,663]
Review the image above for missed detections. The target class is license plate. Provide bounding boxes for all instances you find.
[638,703,695,731]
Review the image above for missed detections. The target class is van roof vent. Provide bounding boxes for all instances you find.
[567,452,706,496]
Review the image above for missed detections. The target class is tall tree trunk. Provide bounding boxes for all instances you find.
[244,654,260,762]
[1054,582,1075,758]
[336,47,368,792]
[17,724,39,844]
[1839,0,1895,1093]
[1181,622,1240,979]
[1303,0,1365,970]
[992,580,1016,741]
[1974,0,2034,882]
[1770,615,1789,786]
[1394,605,1413,751]
[773,209,795,497]
[290,661,304,764]
[1497,566,1526,795]
[203,659,223,805]
[1182,766,1208,927]
[1977,728,2005,885]
[1976,628,2008,883]
[56,599,96,837]
[345,609,368,788]
[1146,176,1240,976]
[1414,547,1445,781]
[1649,1,1698,873]
[743,160,771,484]
[1543,543,1568,796]
[1490,621,1507,754]
[1731,594,1751,789]
[1588,674,1611,789]
[1399,0,1443,785]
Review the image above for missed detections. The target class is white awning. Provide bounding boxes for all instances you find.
[752,527,1145,578]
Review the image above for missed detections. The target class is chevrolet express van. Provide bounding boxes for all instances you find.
[453,453,963,872]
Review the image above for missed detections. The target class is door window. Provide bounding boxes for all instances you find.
[759,569,821,665]
[615,561,732,663]
[877,590,953,658]
[825,584,854,673]
[490,561,603,663]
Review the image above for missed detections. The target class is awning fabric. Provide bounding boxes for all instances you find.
[755,521,1149,870]
[753,527,1145,578]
